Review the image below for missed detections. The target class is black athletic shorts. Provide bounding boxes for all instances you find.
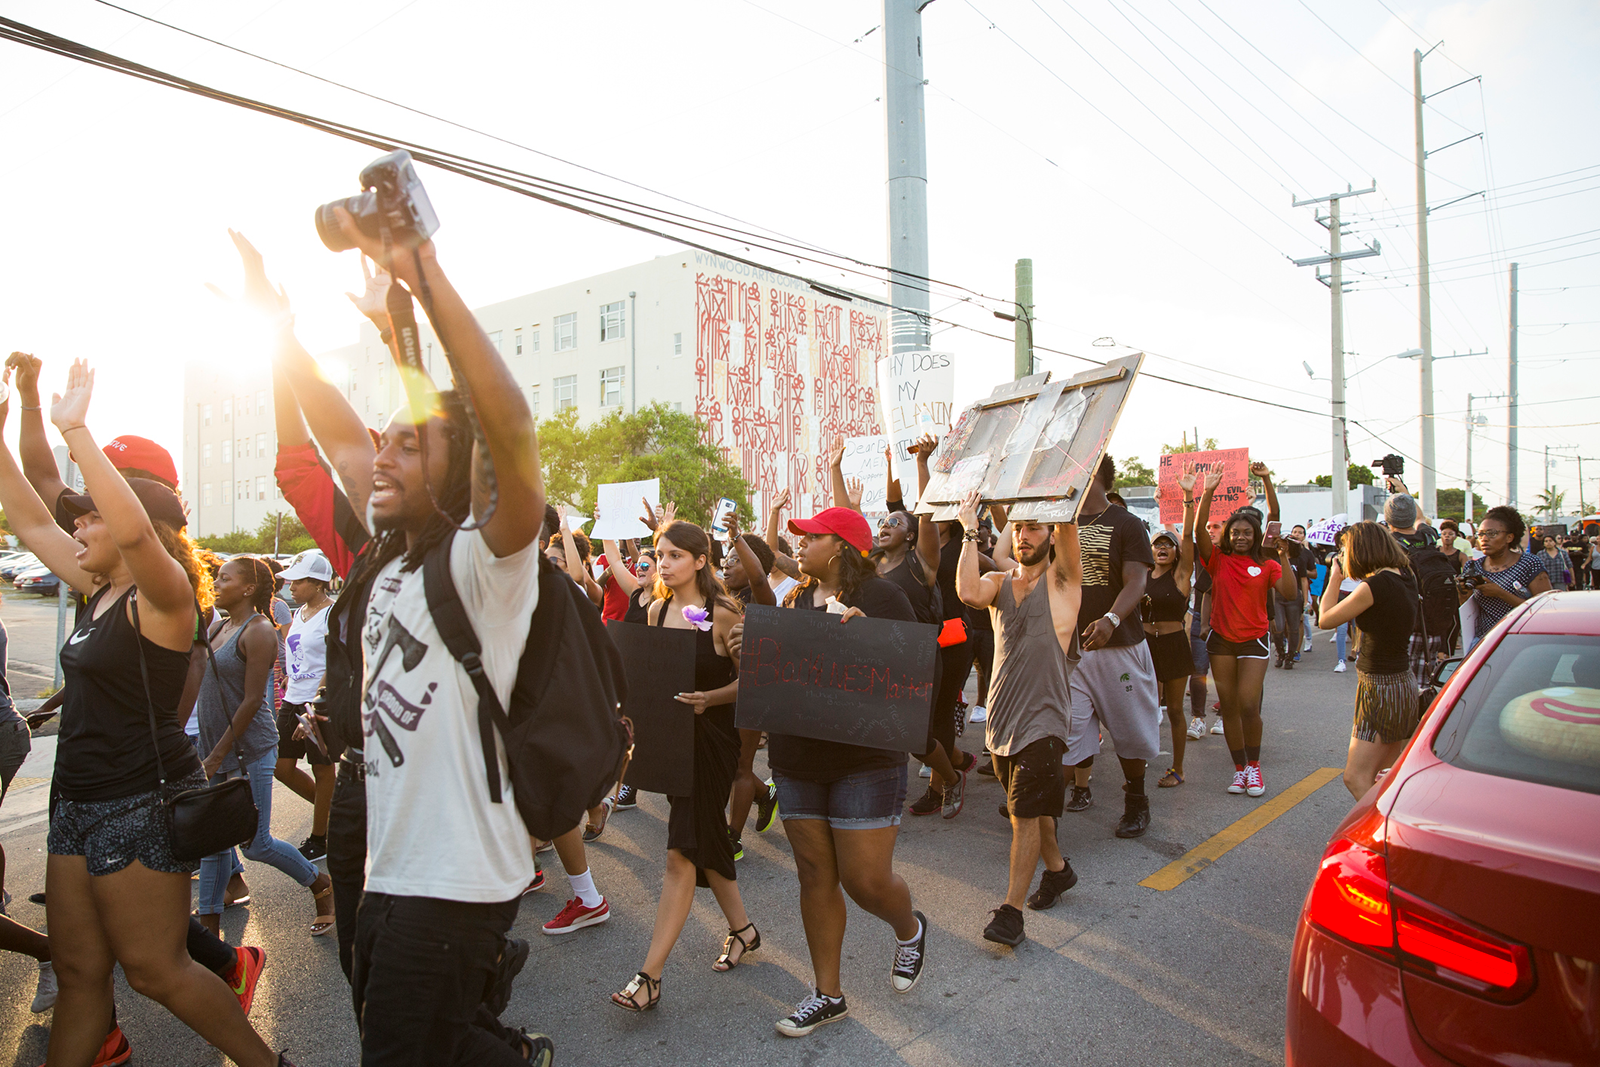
[277,701,334,766]
[991,735,1067,820]
[1204,631,1270,660]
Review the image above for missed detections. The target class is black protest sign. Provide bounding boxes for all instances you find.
[735,605,937,750]
[605,621,695,796]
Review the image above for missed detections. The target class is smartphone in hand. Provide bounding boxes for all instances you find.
[1264,520,1281,548]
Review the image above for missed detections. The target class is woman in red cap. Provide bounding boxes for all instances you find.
[0,360,292,1066]
[755,502,929,1038]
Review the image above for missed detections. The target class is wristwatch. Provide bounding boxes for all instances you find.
[1102,611,1121,629]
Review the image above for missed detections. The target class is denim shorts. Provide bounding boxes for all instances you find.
[48,769,207,877]
[774,764,907,830]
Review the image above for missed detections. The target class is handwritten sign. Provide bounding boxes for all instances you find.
[1157,448,1250,524]
[1306,515,1347,547]
[840,435,890,514]
[605,621,695,796]
[591,478,661,542]
[735,605,937,750]
[877,350,955,496]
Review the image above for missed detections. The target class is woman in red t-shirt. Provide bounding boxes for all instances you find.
[1196,469,1300,798]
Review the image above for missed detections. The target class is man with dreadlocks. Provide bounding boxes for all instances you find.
[315,209,550,1065]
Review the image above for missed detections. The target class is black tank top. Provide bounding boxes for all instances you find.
[623,586,650,625]
[653,592,735,713]
[877,553,942,625]
[55,586,201,802]
[1145,568,1188,623]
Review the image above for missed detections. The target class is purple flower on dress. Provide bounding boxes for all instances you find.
[681,604,712,631]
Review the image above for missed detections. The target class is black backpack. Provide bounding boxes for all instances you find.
[324,543,377,753]
[1397,530,1457,643]
[422,532,632,841]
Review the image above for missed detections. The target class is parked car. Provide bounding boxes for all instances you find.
[1286,590,1600,1066]
[13,564,61,596]
[1,553,39,582]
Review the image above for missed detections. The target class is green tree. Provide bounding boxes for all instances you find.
[196,512,314,556]
[1534,487,1566,521]
[1113,456,1156,489]
[539,402,753,529]
[1435,488,1485,523]
[1161,437,1219,454]
[1312,464,1377,490]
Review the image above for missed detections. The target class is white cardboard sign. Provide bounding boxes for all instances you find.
[876,350,955,495]
[591,478,661,541]
[839,435,890,514]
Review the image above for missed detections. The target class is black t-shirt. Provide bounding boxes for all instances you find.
[767,576,917,782]
[1075,504,1153,647]
[1356,570,1418,675]
[1276,544,1314,603]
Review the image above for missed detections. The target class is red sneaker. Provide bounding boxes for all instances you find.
[93,1026,132,1067]
[541,896,610,935]
[231,945,267,1016]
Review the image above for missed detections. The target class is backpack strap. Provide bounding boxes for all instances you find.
[420,530,511,806]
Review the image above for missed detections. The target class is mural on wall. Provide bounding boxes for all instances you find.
[694,254,886,518]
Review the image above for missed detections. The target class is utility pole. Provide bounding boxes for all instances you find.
[1507,261,1519,510]
[1465,392,1504,527]
[1013,258,1033,379]
[884,0,932,364]
[1414,48,1438,520]
[1293,183,1380,519]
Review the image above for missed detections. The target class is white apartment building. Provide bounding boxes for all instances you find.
[184,250,888,537]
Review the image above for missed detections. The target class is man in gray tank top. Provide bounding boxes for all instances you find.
[955,490,1083,949]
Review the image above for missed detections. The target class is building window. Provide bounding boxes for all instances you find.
[223,399,231,422]
[203,443,211,467]
[600,366,625,407]
[489,330,502,352]
[554,375,577,412]
[221,479,231,501]
[515,330,523,356]
[237,481,247,502]
[529,390,539,417]
[203,483,213,507]
[531,329,541,353]
[600,301,626,342]
[672,401,683,412]
[222,440,232,464]
[256,476,267,501]
[554,313,577,352]
[257,390,266,413]
[203,403,212,426]
[673,332,683,356]
[257,433,267,456]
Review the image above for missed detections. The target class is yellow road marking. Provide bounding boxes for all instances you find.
[1139,766,1343,891]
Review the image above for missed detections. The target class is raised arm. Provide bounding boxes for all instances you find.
[956,490,1005,610]
[600,537,640,597]
[0,400,93,593]
[764,488,800,579]
[5,353,67,508]
[728,511,775,606]
[1051,522,1082,589]
[1196,468,1222,561]
[331,214,543,556]
[1176,467,1198,593]
[826,435,854,512]
[1252,461,1279,523]
[556,506,602,606]
[53,363,193,638]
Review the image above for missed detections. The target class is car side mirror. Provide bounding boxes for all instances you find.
[1431,657,1464,687]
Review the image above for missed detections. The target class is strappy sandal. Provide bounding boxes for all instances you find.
[583,796,615,843]
[713,922,760,972]
[610,971,660,1012]
[1157,768,1184,788]
[311,884,336,937]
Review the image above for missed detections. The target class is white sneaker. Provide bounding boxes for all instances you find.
[918,763,932,778]
[1210,719,1225,735]
[1334,661,1347,673]
[1302,634,1312,653]
[32,960,57,1012]
[1187,718,1206,740]
[968,705,987,724]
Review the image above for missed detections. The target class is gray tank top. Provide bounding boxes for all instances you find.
[197,617,279,775]
[986,573,1079,757]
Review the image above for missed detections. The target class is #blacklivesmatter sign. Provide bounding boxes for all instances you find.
[735,605,937,750]
[1157,448,1250,524]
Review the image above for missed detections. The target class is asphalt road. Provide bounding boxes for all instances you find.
[0,613,1363,1067]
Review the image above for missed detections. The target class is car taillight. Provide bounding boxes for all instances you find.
[1392,889,1534,1002]
[1307,811,1534,1003]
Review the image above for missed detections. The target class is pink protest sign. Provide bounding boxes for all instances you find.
[1157,448,1251,524]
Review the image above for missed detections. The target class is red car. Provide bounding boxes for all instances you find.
[1287,590,1600,1066]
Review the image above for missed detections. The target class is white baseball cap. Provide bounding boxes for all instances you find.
[279,549,334,582]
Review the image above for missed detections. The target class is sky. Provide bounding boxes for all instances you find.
[0,0,1595,515]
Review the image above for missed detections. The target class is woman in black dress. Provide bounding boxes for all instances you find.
[612,521,755,1012]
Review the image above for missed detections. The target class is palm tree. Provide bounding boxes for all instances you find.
[1534,487,1566,521]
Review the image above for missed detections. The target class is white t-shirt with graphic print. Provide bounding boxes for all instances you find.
[361,530,540,902]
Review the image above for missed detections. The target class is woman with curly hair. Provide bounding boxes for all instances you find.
[0,359,294,1066]
[1460,505,1550,651]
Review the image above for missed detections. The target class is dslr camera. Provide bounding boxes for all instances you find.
[315,150,439,253]
[1371,453,1405,477]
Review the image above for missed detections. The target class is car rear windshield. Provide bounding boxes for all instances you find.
[1433,634,1600,796]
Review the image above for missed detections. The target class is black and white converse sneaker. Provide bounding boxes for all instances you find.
[775,989,849,1037]
[613,785,638,811]
[891,910,928,992]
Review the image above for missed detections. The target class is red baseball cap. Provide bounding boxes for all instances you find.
[102,435,178,489]
[788,506,873,554]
